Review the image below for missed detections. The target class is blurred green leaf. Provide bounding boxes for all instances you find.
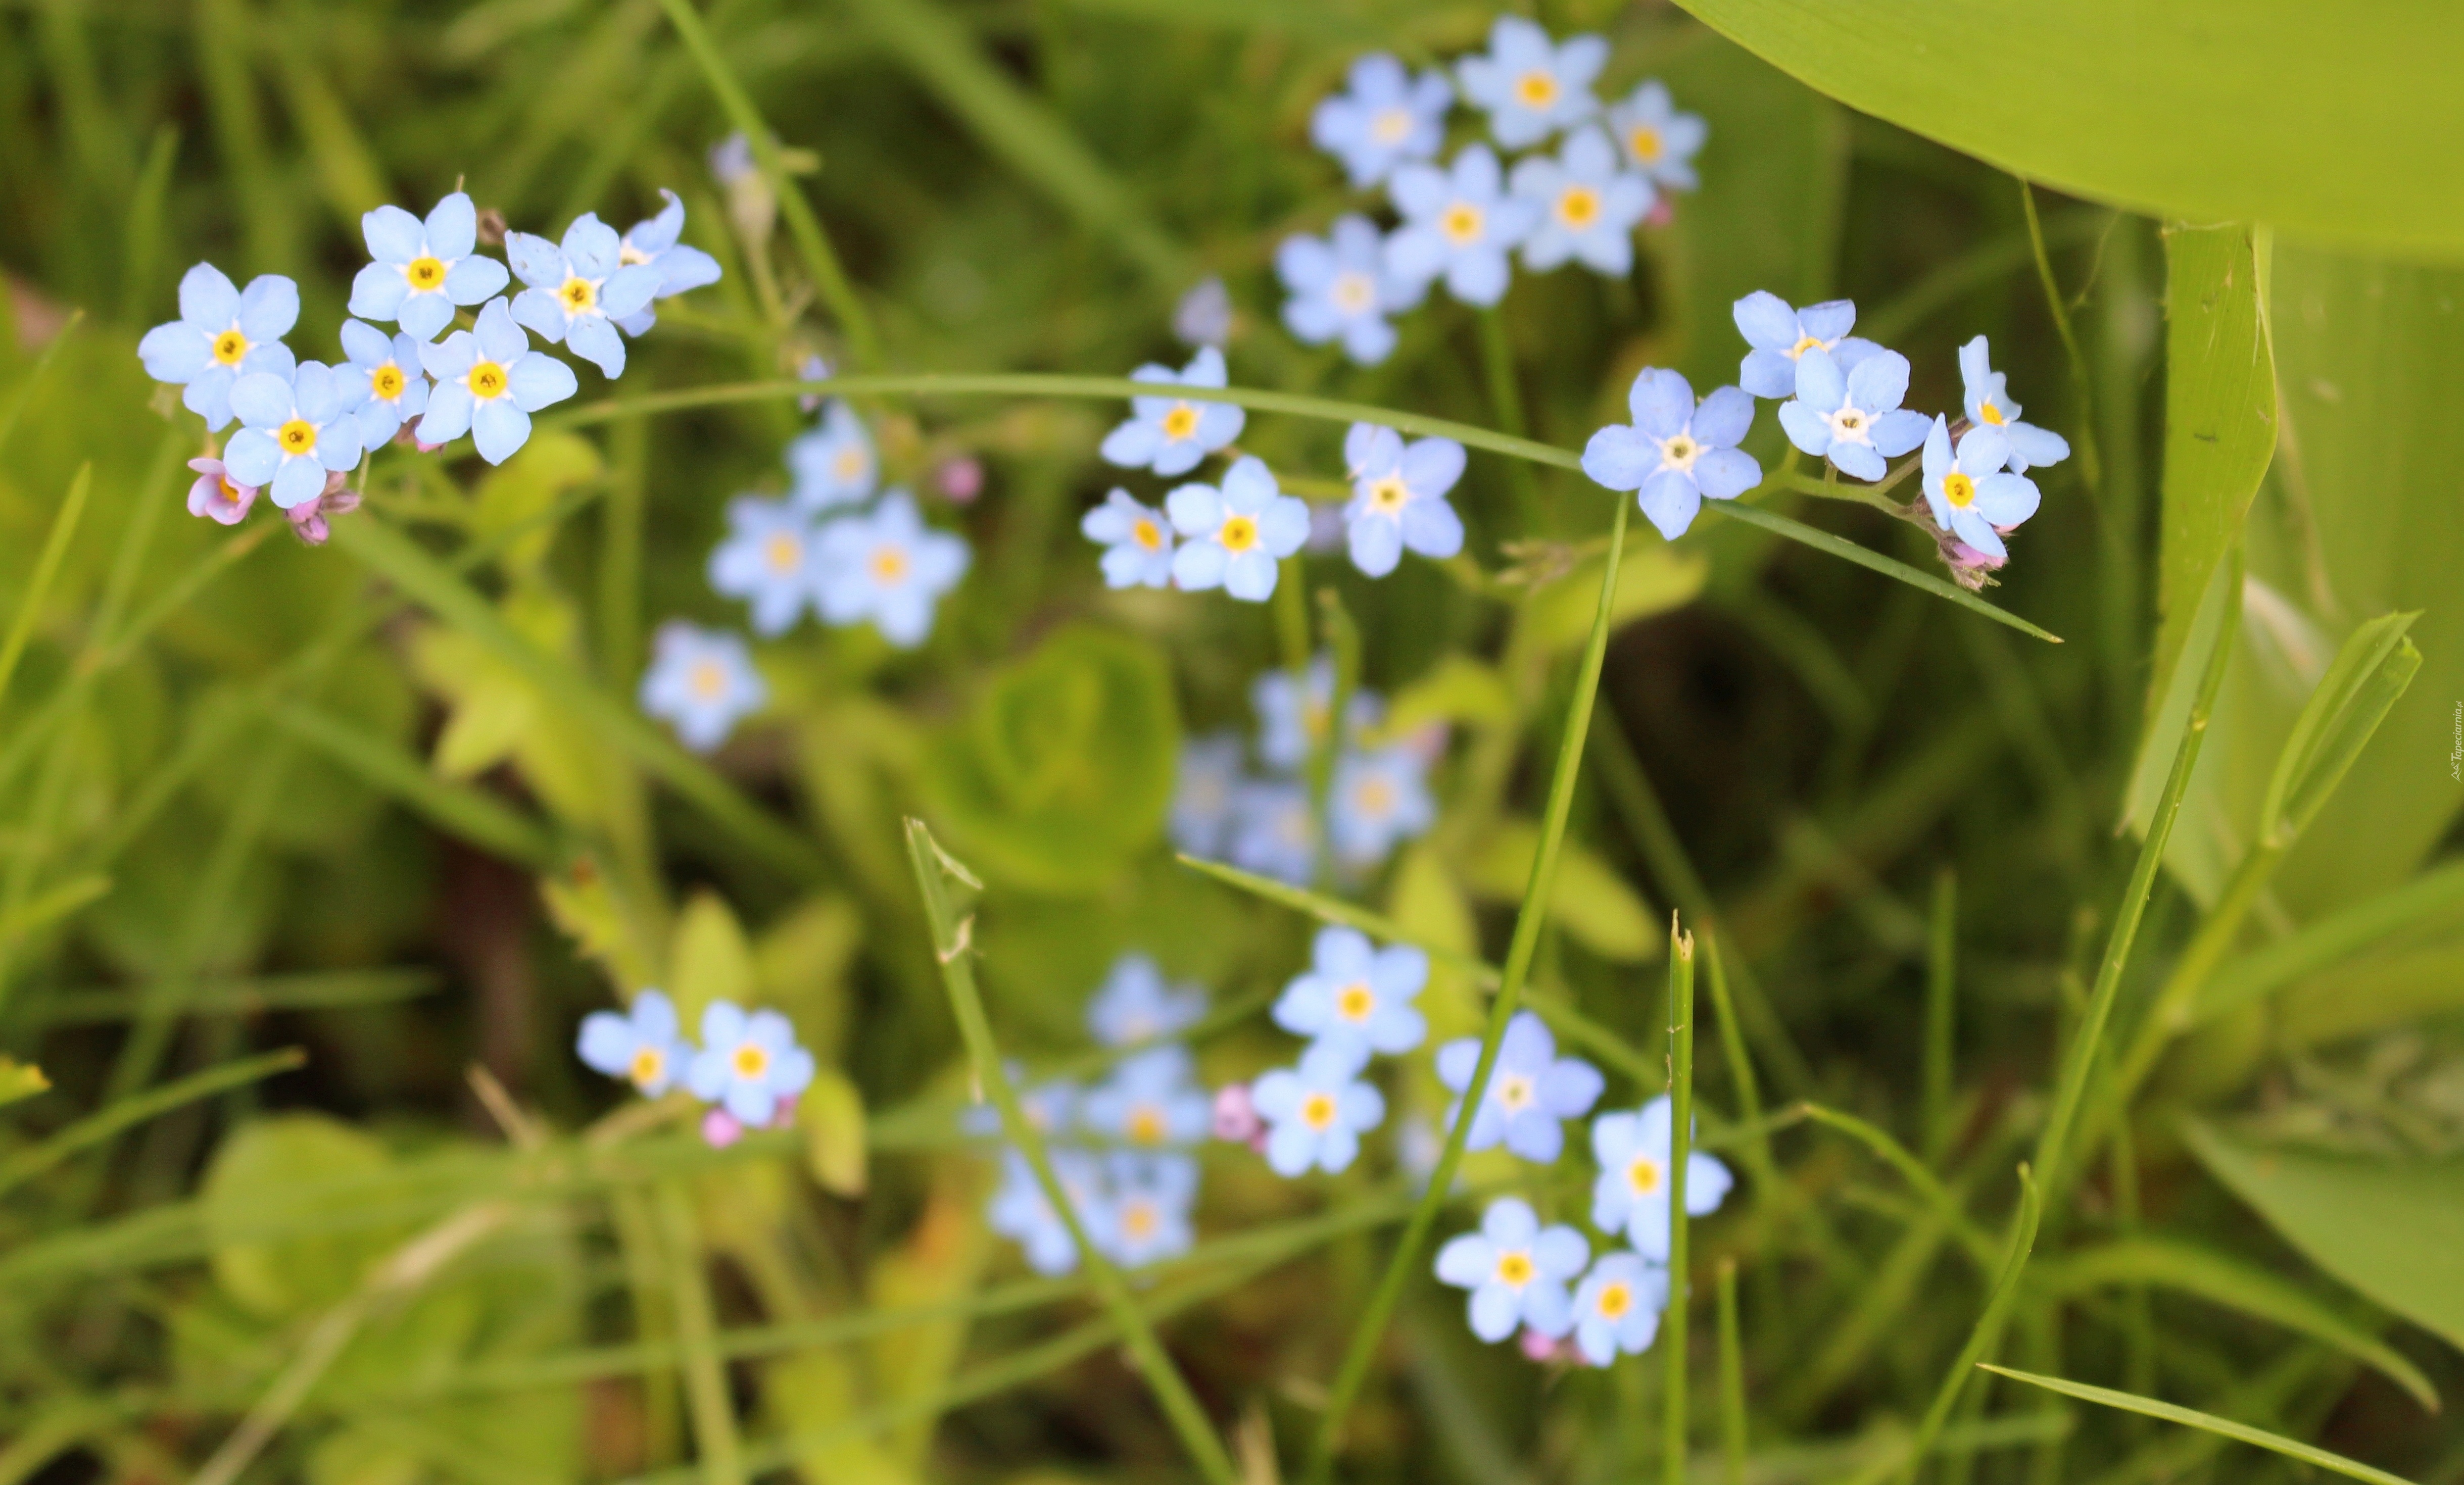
[269,701,559,870]
[1371,656,1514,741]
[799,1068,867,1197]
[1520,539,1707,655]
[1461,821,1659,964]
[668,888,754,1027]
[1980,1366,2414,1485]
[0,873,110,947]
[206,1114,404,1320]
[755,894,863,1067]
[2195,862,2464,1029]
[540,857,663,996]
[2258,612,2421,846]
[469,432,604,579]
[0,1055,50,1108]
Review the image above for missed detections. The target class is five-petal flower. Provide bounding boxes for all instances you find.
[1455,17,1607,150]
[137,264,300,430]
[1081,488,1177,589]
[1581,369,1763,539]
[1251,1040,1386,1176]
[184,456,259,526]
[1279,215,1417,367]
[1606,81,1706,192]
[1328,744,1436,867]
[578,988,693,1096]
[1167,456,1310,602]
[415,298,579,464]
[789,400,879,511]
[348,192,509,341]
[1510,126,1654,277]
[1732,291,1882,401]
[506,213,665,378]
[1434,1196,1590,1343]
[1088,953,1209,1047]
[1101,346,1245,476]
[1589,1095,1734,1260]
[338,319,431,445]
[709,495,824,636]
[638,620,766,752]
[1170,734,1245,858]
[1083,1046,1213,1151]
[814,492,971,648]
[1920,416,2042,562]
[224,361,368,510]
[1777,346,1929,481]
[611,188,725,335]
[686,999,816,1125]
[1311,52,1453,187]
[1958,335,2072,473]
[1274,926,1429,1062]
[1570,1252,1669,1365]
[1342,423,1466,576]
[1435,1010,1604,1162]
[1385,146,1539,309]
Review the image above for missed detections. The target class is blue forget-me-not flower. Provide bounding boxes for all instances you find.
[789,400,878,511]
[348,192,509,342]
[1101,346,1245,477]
[338,319,430,445]
[1251,1040,1386,1176]
[989,1149,1114,1276]
[687,999,816,1125]
[1921,416,2041,563]
[960,1061,1079,1138]
[1278,214,1417,367]
[1088,953,1208,1047]
[1170,734,1245,858]
[1253,655,1380,773]
[1084,1046,1212,1150]
[1590,1094,1734,1261]
[506,214,664,379]
[1456,17,1607,149]
[1571,1252,1669,1365]
[1435,1196,1590,1343]
[1732,290,1883,401]
[1607,81,1706,192]
[1103,1152,1198,1267]
[1342,423,1466,577]
[1311,52,1453,188]
[814,492,971,648]
[1582,369,1762,540]
[138,264,300,431]
[1274,926,1428,1062]
[1779,346,1929,481]
[708,496,823,636]
[224,362,367,510]
[1510,127,1654,277]
[1230,780,1320,886]
[415,298,579,465]
[1958,335,2072,473]
[611,188,724,335]
[639,620,766,752]
[1081,488,1176,589]
[1385,146,1538,309]
[1168,456,1309,602]
[1436,1010,1605,1163]
[1329,742,1437,867]
[577,988,693,1096]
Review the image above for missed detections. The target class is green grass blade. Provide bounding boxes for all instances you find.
[1704,503,2062,644]
[2193,860,2464,1026]
[1716,1258,1747,1485]
[1797,1103,1999,1271]
[1665,924,1698,1485]
[1891,1167,2043,1485]
[1176,854,1500,987]
[0,463,92,717]
[0,1048,304,1199]
[1977,1366,2417,1485]
[0,874,110,948]
[657,1181,748,1485]
[0,308,84,455]
[1923,869,1958,1158]
[267,699,562,869]
[29,969,439,1026]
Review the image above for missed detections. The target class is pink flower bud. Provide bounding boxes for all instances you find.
[1212,1082,1262,1144]
[701,1107,745,1148]
[934,456,984,504]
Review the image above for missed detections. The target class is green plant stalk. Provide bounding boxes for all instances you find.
[657,1182,747,1485]
[2018,180,2104,492]
[267,700,562,869]
[1311,585,1362,886]
[1477,308,1543,527]
[1978,1366,2412,1485]
[1924,869,1959,1160]
[1798,1104,1998,1272]
[1306,497,1632,1485]
[1893,1167,2043,1485]
[2111,837,2282,1103]
[0,1048,303,1198]
[0,309,84,455]
[903,819,1240,1485]
[1664,922,1697,1485]
[1716,1258,1747,1485]
[0,464,91,719]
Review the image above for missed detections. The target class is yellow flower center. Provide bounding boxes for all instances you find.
[1161,404,1200,441]
[469,361,508,400]
[1336,983,1375,1022]
[559,276,597,313]
[1628,1155,1663,1194]
[1557,184,1601,229]
[1354,776,1396,818]
[731,1042,770,1079]
[1217,514,1259,553]
[1943,471,1977,509]
[1979,401,2007,426]
[220,476,248,504]
[1367,475,1408,514]
[1496,1073,1535,1112]
[765,532,802,573]
[835,447,867,482]
[1300,1092,1338,1131]
[1132,517,1163,551]
[1127,1104,1168,1146]
[1628,125,1663,163]
[1789,334,1824,359]
[1330,271,1377,314]
[405,256,447,291]
[1371,107,1414,144]
[869,544,909,584]
[1122,1201,1159,1240]
[212,329,250,366]
[1441,204,1485,246]
[1597,1280,1633,1319]
[1514,70,1559,109]
[629,1046,665,1089]
[689,660,728,700]
[1495,1250,1534,1285]
[277,418,317,456]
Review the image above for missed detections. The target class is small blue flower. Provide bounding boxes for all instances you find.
[1570,1252,1668,1365]
[610,189,725,336]
[1174,276,1234,349]
[1229,780,1318,885]
[814,492,971,648]
[137,264,299,431]
[1607,81,1706,192]
[1589,1095,1733,1261]
[577,988,692,1096]
[1088,954,1208,1047]
[1103,1152,1198,1266]
[788,400,878,511]
[1171,734,1245,858]
[639,620,766,752]
[796,353,834,413]
[1434,1196,1589,1343]
[506,214,665,379]
[1385,146,1539,309]
[1082,1046,1212,1150]
[1311,52,1453,188]
[337,319,430,445]
[1455,17,1607,150]
[415,298,579,465]
[1080,488,1175,589]
[1732,291,1883,401]
[708,496,823,636]
[347,192,509,342]
[1329,743,1436,867]
[1435,1011,1604,1163]
[1253,656,1381,773]
[1509,127,1654,277]
[686,999,816,1125]
[1920,416,2041,563]
[224,362,368,510]
[961,1061,1079,1137]
[1778,346,1930,481]
[988,1149,1114,1275]
[1167,456,1310,602]
[1100,346,1245,477]
[1274,926,1428,1061]
[1342,423,1465,576]
[709,132,758,187]
[1958,336,2072,473]
[1251,1040,1386,1176]
[1581,369,1763,540]
[1278,215,1416,367]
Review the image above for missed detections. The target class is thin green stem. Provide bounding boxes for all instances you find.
[1311,585,1360,886]
[1716,1258,1747,1485]
[2017,179,2103,492]
[1477,308,1542,528]
[1664,923,1698,1485]
[1307,497,1633,1485]
[0,464,92,719]
[0,1048,304,1198]
[2111,839,2282,1104]
[1924,869,1959,1160]
[1895,1168,2044,1485]
[656,1183,747,1485]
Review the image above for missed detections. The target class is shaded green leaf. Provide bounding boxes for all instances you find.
[1980,1366,2415,1485]
[2260,612,2421,846]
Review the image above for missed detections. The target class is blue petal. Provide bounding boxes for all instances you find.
[361,206,424,264]
[1738,349,1796,400]
[425,191,479,259]
[1348,510,1403,576]
[1844,349,1909,413]
[235,275,300,341]
[223,428,282,486]
[566,314,627,378]
[1776,400,1831,457]
[229,372,294,429]
[562,214,622,278]
[1797,298,1856,341]
[1691,384,1755,448]
[1693,447,1761,501]
[471,399,532,464]
[270,457,324,510]
[138,321,212,383]
[1636,469,1701,539]
[445,255,510,306]
[653,243,721,296]
[1871,409,1931,458]
[418,381,475,443]
[349,264,408,322]
[507,352,578,412]
[1581,424,1657,491]
[1627,368,1693,439]
[1730,290,1796,351]
[397,290,454,341]
[1793,347,1847,412]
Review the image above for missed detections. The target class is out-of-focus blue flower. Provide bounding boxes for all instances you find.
[1253,656,1381,773]
[1607,81,1706,192]
[347,192,508,342]
[1278,215,1416,367]
[1101,346,1244,477]
[1329,743,1436,866]
[337,319,430,445]
[1920,416,2041,563]
[1081,488,1176,589]
[1455,17,1607,150]
[1342,423,1465,577]
[639,620,766,752]
[1778,347,1929,481]
[1312,52,1453,188]
[1167,456,1309,602]
[814,492,970,649]
[578,988,692,1096]
[1174,276,1234,349]
[686,999,816,1124]
[185,457,258,526]
[1581,369,1762,540]
[611,189,724,336]
[988,1149,1113,1276]
[1082,1046,1212,1150]
[1385,146,1538,309]
[1732,291,1882,401]
[1589,1095,1733,1261]
[796,354,834,413]
[709,132,757,186]
[138,264,299,431]
[1103,1152,1198,1266]
[415,299,579,465]
[1571,1252,1668,1365]
[224,362,368,510]
[1510,127,1653,276]
[961,1061,1079,1138]
[1274,926,1428,1061]
[1088,954,1208,1047]
[1171,734,1245,858]
[1229,779,1318,885]
[1251,1040,1385,1176]
[1435,1010,1604,1162]
[1958,335,2071,473]
[506,214,664,378]
[788,400,878,511]
[1434,1196,1589,1343]
[708,496,823,636]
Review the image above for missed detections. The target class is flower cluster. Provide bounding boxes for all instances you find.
[1282,21,1707,366]
[138,189,719,543]
[1244,927,1421,1175]
[576,988,817,1148]
[1170,656,1437,885]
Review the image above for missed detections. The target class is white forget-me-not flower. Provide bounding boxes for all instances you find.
[1251,1040,1386,1176]
[687,999,816,1125]
[611,188,724,335]
[1582,369,1762,540]
[506,214,665,379]
[1436,1010,1604,1163]
[1385,146,1538,310]
[347,192,508,342]
[639,620,766,752]
[1279,214,1417,367]
[224,361,367,510]
[1456,17,1607,150]
[1571,1252,1669,1365]
[338,319,430,445]
[415,298,579,464]
[1311,52,1453,188]
[1921,416,2041,563]
[1081,488,1176,589]
[1087,953,1208,1048]
[1167,456,1309,602]
[138,264,300,431]
[1779,346,1929,481]
[1607,81,1706,192]
[1101,346,1244,477]
[1274,926,1428,1062]
[1590,1094,1734,1261]
[577,988,693,1096]
[1958,335,2071,473]
[1732,291,1883,401]
[814,492,971,648]
[1435,1196,1589,1343]
[1510,127,1654,277]
[1341,423,1466,577]
[708,495,824,636]
[789,400,878,511]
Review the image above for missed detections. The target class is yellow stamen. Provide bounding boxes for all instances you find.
[835,447,867,481]
[1161,404,1200,441]
[1628,125,1663,163]
[1943,471,1977,509]
[1122,1202,1158,1240]
[1371,108,1414,145]
[1557,185,1601,229]
[1366,475,1409,513]
[1789,334,1824,358]
[469,361,508,400]
[629,1047,665,1088]
[559,276,597,313]
[371,364,406,402]
[765,532,802,573]
[220,476,248,504]
[1336,984,1375,1021]
[276,418,317,457]
[1217,515,1259,553]
[1330,272,1376,314]
[1132,518,1163,551]
[1354,777,1396,818]
[1300,1093,1337,1131]
[869,545,910,584]
[212,329,250,366]
[1128,1105,1168,1145]
[1628,1156,1662,1194]
[1496,1073,1535,1112]
[1441,204,1485,246]
[1514,70,1559,109]
[1979,402,2007,426]
[405,256,447,291]
[689,660,728,700]
[731,1042,769,1079]
[1496,1251,1534,1285]
[1597,1281,1633,1318]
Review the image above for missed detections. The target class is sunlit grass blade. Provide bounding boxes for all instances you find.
[0,874,110,948]
[1978,1366,2418,1485]
[267,699,563,869]
[1704,503,2062,644]
[0,1048,304,1199]
[1716,1258,1747,1485]
[0,463,92,716]
[1177,854,1500,987]
[657,1180,748,1485]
